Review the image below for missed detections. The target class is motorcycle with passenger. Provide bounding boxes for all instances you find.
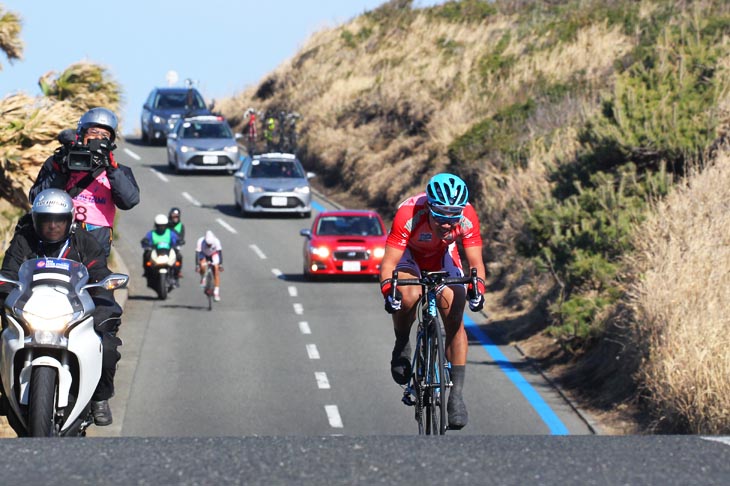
[141,214,180,300]
[0,258,128,437]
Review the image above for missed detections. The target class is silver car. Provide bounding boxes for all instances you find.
[233,153,313,217]
[167,116,242,173]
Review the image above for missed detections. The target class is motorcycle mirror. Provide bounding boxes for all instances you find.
[82,273,129,291]
[0,274,22,289]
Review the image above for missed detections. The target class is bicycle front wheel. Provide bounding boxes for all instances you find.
[425,316,448,435]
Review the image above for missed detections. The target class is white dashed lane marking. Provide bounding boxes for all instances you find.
[288,286,298,297]
[306,344,320,360]
[250,245,267,259]
[149,168,169,183]
[216,218,238,234]
[272,269,283,278]
[298,321,311,334]
[315,372,331,389]
[325,405,344,428]
[123,148,141,160]
[182,192,202,207]
[293,303,303,315]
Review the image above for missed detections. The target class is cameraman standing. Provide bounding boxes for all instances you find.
[29,107,140,256]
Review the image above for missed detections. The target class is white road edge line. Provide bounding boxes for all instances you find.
[250,245,267,259]
[288,286,298,297]
[149,168,169,183]
[325,405,343,428]
[216,218,238,234]
[702,436,730,447]
[123,148,141,160]
[315,372,331,389]
[306,344,320,360]
[293,303,303,315]
[298,321,311,334]
[182,192,201,207]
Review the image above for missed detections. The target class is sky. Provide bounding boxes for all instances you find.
[0,0,441,136]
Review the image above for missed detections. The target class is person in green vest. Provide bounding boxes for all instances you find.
[141,214,180,282]
[167,207,186,282]
[263,115,277,152]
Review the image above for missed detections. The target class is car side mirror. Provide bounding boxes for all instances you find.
[234,133,243,140]
[300,229,312,238]
[306,172,316,180]
[234,171,244,178]
[168,133,178,140]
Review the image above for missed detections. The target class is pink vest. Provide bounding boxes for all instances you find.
[66,171,116,227]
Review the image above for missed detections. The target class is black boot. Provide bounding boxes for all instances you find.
[91,400,113,426]
[390,338,412,385]
[447,365,468,429]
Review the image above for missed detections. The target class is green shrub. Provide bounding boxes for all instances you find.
[426,0,497,23]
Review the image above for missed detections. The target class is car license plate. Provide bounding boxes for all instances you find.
[342,261,361,272]
[203,155,218,164]
[271,196,287,206]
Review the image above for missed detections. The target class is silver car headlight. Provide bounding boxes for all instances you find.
[224,145,239,153]
[247,185,264,193]
[180,146,192,153]
[294,186,310,194]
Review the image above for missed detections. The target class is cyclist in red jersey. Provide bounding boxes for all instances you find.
[379,173,486,430]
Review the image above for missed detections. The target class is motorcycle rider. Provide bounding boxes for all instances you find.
[0,189,124,426]
[195,230,223,302]
[167,207,185,281]
[28,107,140,257]
[141,214,180,285]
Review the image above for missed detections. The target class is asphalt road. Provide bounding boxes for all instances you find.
[36,138,724,484]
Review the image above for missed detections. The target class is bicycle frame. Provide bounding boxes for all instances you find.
[394,268,478,435]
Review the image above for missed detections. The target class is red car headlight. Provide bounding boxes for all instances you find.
[311,246,330,258]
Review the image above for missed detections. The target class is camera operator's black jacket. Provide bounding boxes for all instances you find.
[29,153,140,210]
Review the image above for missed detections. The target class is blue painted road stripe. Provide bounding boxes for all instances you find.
[464,314,569,435]
[312,201,326,213]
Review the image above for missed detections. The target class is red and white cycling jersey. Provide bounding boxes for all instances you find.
[385,193,482,271]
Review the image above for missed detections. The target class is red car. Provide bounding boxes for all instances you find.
[300,210,387,279]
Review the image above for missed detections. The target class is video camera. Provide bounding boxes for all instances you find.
[62,136,116,172]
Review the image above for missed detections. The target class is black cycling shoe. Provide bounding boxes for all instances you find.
[91,400,113,426]
[447,392,468,430]
[390,341,412,385]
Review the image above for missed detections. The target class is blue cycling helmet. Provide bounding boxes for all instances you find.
[426,173,469,209]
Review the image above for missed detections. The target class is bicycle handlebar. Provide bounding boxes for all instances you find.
[392,268,479,293]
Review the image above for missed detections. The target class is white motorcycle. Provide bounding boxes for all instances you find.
[144,243,178,300]
[0,257,128,437]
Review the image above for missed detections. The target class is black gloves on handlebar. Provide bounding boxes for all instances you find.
[467,277,486,312]
[380,279,402,314]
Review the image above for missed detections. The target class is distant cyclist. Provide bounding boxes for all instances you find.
[379,173,486,430]
[195,230,223,302]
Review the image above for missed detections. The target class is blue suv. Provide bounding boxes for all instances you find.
[140,87,211,144]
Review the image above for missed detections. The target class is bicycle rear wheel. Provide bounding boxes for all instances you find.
[413,328,428,435]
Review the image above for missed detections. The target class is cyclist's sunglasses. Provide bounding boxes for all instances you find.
[428,204,463,224]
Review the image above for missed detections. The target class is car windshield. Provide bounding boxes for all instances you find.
[248,160,304,178]
[182,122,232,139]
[316,216,383,236]
[155,91,206,110]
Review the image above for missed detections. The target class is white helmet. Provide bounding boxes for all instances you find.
[154,214,168,226]
[204,230,216,246]
[31,189,75,243]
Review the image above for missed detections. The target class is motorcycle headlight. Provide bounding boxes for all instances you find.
[294,186,310,194]
[22,309,79,332]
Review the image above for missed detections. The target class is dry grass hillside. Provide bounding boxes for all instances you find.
[218,0,730,433]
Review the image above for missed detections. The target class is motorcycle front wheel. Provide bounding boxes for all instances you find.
[156,272,168,300]
[28,366,57,437]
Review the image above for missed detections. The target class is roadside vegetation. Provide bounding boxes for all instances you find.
[218,0,730,433]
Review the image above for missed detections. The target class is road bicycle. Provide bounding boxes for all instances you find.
[202,264,215,311]
[391,268,479,435]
